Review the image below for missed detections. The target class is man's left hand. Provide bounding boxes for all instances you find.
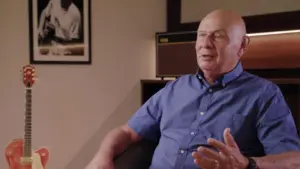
[192,128,249,169]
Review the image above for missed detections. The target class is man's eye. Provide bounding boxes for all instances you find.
[214,33,222,37]
[213,32,226,38]
[198,33,206,37]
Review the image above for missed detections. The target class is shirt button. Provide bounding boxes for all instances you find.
[208,89,213,92]
[180,150,185,154]
[191,132,195,135]
[200,112,204,115]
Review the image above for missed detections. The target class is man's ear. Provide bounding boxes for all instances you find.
[243,35,250,48]
[238,35,250,57]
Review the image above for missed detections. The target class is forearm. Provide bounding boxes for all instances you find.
[91,126,136,164]
[38,11,46,32]
[69,20,81,40]
[253,151,300,169]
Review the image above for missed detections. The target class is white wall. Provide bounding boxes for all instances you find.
[181,0,300,23]
[0,0,166,169]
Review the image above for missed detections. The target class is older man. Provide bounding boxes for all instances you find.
[86,9,300,169]
[38,0,81,41]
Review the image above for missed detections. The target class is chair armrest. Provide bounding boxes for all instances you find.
[114,139,158,169]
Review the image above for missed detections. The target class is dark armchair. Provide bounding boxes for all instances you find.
[113,139,158,169]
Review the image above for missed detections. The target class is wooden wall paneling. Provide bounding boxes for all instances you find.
[166,0,300,33]
[156,31,300,79]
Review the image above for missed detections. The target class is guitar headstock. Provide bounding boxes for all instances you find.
[22,65,36,88]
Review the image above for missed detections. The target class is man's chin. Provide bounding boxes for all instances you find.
[199,64,215,72]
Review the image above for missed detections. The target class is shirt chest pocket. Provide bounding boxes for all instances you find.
[204,113,247,140]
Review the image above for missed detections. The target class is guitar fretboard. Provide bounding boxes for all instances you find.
[24,88,32,157]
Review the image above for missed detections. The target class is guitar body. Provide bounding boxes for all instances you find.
[5,139,49,169]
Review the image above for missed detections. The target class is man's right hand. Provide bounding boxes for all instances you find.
[85,159,114,169]
[85,125,141,169]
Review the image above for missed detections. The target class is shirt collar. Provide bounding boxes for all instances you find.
[196,62,243,87]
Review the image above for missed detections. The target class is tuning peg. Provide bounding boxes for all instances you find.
[33,76,38,81]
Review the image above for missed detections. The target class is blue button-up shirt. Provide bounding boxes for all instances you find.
[128,62,300,169]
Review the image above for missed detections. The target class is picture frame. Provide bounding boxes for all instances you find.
[28,0,92,64]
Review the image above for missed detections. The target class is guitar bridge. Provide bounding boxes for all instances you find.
[20,156,32,164]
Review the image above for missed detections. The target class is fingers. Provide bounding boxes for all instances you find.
[197,146,220,161]
[223,128,238,148]
[207,138,230,156]
[192,151,218,169]
[193,128,243,169]
[196,146,231,168]
[207,128,239,156]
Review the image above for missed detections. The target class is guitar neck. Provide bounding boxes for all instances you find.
[24,88,32,157]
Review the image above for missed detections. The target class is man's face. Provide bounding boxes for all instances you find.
[195,17,244,75]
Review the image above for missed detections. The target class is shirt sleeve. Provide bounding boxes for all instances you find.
[69,17,81,39]
[257,85,300,155]
[127,85,167,142]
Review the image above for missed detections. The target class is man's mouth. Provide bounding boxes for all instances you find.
[202,54,214,57]
[200,54,215,60]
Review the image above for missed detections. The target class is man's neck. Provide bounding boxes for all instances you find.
[201,64,239,85]
[202,71,222,85]
[204,75,217,85]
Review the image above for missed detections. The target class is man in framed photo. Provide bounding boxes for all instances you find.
[38,0,81,55]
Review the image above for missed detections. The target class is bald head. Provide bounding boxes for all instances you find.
[198,9,247,42]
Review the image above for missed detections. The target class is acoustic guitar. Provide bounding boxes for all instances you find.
[5,65,49,169]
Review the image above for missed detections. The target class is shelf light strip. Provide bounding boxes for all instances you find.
[247,29,300,37]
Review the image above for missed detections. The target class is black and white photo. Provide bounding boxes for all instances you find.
[28,0,91,64]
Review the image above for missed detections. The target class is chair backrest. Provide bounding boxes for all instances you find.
[114,139,158,169]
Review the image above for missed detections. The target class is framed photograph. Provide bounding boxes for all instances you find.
[28,0,91,64]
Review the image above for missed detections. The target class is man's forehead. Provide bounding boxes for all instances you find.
[197,11,247,35]
[197,18,237,34]
[197,24,228,34]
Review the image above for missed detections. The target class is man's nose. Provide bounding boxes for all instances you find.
[197,36,213,49]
